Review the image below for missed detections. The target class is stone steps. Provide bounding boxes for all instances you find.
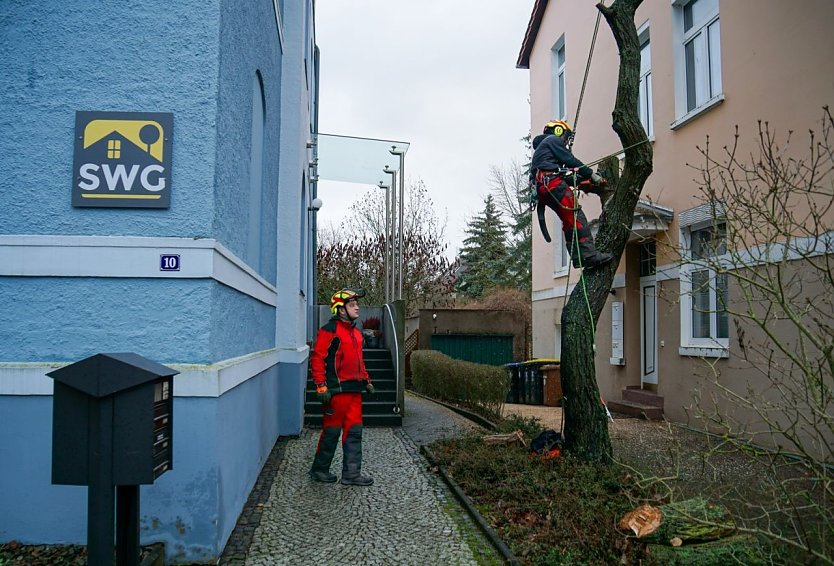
[304,348,402,427]
[608,387,664,421]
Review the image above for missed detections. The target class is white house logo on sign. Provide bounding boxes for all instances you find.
[72,111,173,208]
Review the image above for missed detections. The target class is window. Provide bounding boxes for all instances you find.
[554,323,562,359]
[639,240,656,277]
[553,219,569,275]
[551,37,566,120]
[680,214,729,355]
[689,223,728,339]
[638,26,653,138]
[107,139,121,159]
[673,0,722,124]
[248,71,266,272]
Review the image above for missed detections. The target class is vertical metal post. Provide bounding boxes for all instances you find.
[88,398,115,566]
[384,167,397,303]
[378,182,390,303]
[116,485,140,566]
[390,172,397,303]
[395,150,405,299]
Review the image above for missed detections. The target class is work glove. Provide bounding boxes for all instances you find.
[316,385,331,404]
[365,382,375,395]
[590,172,607,186]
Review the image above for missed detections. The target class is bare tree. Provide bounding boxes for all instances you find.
[673,108,834,563]
[560,0,654,462]
[489,158,533,293]
[489,159,530,221]
[317,179,457,315]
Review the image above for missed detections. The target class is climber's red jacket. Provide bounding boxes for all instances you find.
[311,316,370,393]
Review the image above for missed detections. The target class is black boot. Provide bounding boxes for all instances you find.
[341,425,373,486]
[310,426,340,482]
[569,236,613,269]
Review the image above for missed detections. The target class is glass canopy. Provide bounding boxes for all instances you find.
[317,133,410,185]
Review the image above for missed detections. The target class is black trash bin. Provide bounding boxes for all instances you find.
[503,362,524,404]
[504,360,559,405]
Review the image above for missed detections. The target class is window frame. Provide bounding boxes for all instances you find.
[552,216,570,277]
[637,22,654,139]
[679,216,730,357]
[551,36,567,121]
[671,0,723,129]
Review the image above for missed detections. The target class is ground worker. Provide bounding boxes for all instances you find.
[530,119,613,269]
[309,288,375,486]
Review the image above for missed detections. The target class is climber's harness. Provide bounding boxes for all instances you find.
[534,169,582,212]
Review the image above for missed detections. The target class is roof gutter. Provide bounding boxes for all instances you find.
[516,0,549,69]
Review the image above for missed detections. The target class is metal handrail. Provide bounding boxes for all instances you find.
[383,302,401,414]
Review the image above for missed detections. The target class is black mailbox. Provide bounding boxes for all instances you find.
[47,352,178,566]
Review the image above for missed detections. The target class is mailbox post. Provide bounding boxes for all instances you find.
[48,353,178,566]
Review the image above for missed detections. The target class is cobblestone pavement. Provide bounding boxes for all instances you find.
[225,392,498,566]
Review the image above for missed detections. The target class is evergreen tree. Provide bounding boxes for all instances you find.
[456,195,510,298]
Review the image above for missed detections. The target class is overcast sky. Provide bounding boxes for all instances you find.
[314,1,535,256]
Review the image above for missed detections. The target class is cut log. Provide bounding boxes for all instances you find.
[639,498,735,545]
[647,534,766,565]
[482,430,527,448]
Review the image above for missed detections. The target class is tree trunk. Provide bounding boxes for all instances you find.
[647,536,766,565]
[561,0,654,461]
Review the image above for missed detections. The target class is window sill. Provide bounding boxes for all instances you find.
[552,267,569,279]
[670,94,725,131]
[679,345,729,359]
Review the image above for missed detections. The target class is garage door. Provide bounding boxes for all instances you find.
[430,334,514,366]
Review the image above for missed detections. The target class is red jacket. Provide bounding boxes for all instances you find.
[311,317,370,393]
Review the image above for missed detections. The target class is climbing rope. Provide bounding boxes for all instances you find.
[558,3,606,349]
[573,6,603,135]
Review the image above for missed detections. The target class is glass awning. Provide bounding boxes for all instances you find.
[317,133,410,185]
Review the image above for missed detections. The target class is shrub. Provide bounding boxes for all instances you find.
[411,350,509,422]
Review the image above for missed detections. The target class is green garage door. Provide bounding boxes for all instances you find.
[431,334,514,366]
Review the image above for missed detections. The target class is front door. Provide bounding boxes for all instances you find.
[639,240,658,388]
[640,277,658,387]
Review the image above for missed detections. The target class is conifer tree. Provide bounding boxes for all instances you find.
[456,195,510,298]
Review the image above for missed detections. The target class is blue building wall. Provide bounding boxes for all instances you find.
[0,0,317,562]
[0,0,220,237]
[213,0,282,283]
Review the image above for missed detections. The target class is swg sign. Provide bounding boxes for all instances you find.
[72,111,173,208]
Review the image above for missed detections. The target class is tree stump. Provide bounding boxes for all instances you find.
[639,498,735,545]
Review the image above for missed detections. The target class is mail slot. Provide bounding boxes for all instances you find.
[151,379,173,478]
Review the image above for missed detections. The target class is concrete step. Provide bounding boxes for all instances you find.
[365,359,393,371]
[304,412,402,427]
[362,348,392,359]
[305,389,397,403]
[606,399,664,421]
[622,387,664,408]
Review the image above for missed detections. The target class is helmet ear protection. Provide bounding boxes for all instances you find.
[329,288,366,315]
[544,119,572,138]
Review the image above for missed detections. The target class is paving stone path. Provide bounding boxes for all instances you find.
[221,392,496,566]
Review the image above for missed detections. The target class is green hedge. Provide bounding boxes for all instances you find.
[411,350,509,422]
